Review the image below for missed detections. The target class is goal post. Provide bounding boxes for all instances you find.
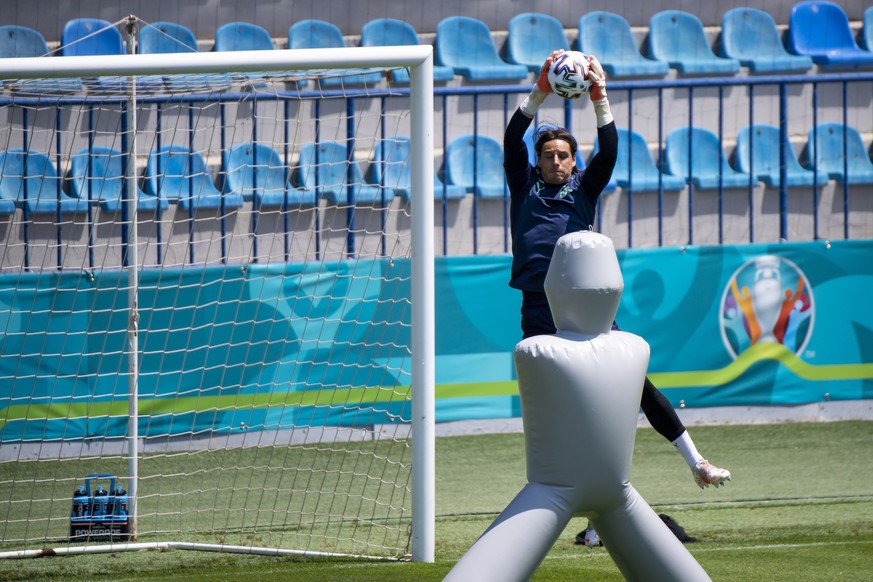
[0,39,434,562]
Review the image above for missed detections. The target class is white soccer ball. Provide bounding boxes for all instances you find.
[547,51,592,99]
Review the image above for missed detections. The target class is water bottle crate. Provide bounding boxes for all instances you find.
[69,473,130,542]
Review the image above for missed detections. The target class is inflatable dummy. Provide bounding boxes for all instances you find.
[444,231,711,582]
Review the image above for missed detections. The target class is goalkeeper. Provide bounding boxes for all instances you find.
[504,51,731,543]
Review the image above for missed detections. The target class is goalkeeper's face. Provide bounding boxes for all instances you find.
[537,139,576,186]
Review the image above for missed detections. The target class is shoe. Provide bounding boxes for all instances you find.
[692,459,731,489]
[574,522,602,547]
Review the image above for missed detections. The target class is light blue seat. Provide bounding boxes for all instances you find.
[648,11,740,75]
[804,123,873,184]
[359,19,455,83]
[214,22,280,84]
[435,16,529,81]
[222,142,315,207]
[295,142,384,205]
[735,125,828,188]
[521,125,618,192]
[59,18,143,92]
[721,8,813,73]
[288,20,383,88]
[0,25,83,94]
[665,127,755,190]
[788,2,873,70]
[443,134,506,199]
[598,129,686,192]
[863,6,873,52]
[70,146,167,213]
[577,12,669,78]
[139,22,232,92]
[0,149,83,214]
[367,137,466,202]
[144,145,244,211]
[506,13,571,73]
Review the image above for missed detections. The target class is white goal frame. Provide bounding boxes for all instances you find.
[0,45,435,563]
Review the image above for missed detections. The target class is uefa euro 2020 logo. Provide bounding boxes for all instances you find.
[719,255,814,359]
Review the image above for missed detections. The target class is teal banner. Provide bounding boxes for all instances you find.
[1,240,871,441]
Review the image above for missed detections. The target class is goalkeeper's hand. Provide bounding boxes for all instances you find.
[587,55,607,102]
[536,50,564,93]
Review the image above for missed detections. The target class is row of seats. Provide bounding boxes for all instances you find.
[2,120,871,217]
[1,2,872,95]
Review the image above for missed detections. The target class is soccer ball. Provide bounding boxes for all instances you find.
[547,51,592,99]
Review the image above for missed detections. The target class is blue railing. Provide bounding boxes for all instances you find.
[0,70,871,268]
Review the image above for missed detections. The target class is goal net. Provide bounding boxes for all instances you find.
[0,20,435,562]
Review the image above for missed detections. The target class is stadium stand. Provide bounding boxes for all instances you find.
[295,141,385,205]
[720,8,814,73]
[139,21,232,91]
[648,10,741,75]
[577,11,669,78]
[787,1,873,69]
[603,128,687,192]
[69,146,167,212]
[664,127,755,189]
[59,18,124,56]
[287,19,383,87]
[435,16,529,81]
[443,134,507,199]
[144,145,244,211]
[505,12,571,73]
[367,137,467,202]
[0,24,83,93]
[222,142,315,208]
[0,149,83,214]
[734,125,829,188]
[804,123,873,184]
[359,18,455,83]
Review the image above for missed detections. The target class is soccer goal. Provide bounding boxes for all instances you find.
[0,17,434,563]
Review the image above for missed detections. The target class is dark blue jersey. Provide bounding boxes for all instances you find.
[504,108,618,292]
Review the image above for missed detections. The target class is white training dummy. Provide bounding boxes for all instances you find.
[443,231,711,582]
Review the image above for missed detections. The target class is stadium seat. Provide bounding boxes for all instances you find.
[59,18,124,56]
[577,12,669,78]
[0,25,83,94]
[664,127,755,189]
[139,22,232,91]
[787,1,873,70]
[287,20,383,87]
[295,141,384,205]
[367,137,466,202]
[435,16,529,81]
[443,134,506,199]
[360,18,455,83]
[721,8,813,73]
[734,125,829,188]
[648,11,740,75]
[506,13,571,73]
[213,22,278,84]
[0,149,84,214]
[70,146,168,212]
[863,6,873,52]
[144,145,244,211]
[598,129,686,191]
[804,123,873,184]
[222,142,315,207]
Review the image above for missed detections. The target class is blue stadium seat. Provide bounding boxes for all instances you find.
[665,127,755,189]
[804,123,873,184]
[721,8,813,73]
[735,125,829,188]
[443,134,506,199]
[295,142,384,205]
[598,129,686,191]
[288,20,383,87]
[863,6,873,52]
[648,11,740,75]
[139,22,232,91]
[788,2,873,70]
[222,142,315,207]
[577,12,669,78]
[0,149,84,214]
[59,18,124,56]
[70,146,168,213]
[367,137,466,202]
[506,13,571,73]
[360,19,455,83]
[0,25,83,94]
[144,145,244,211]
[214,22,277,84]
[435,16,529,81]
